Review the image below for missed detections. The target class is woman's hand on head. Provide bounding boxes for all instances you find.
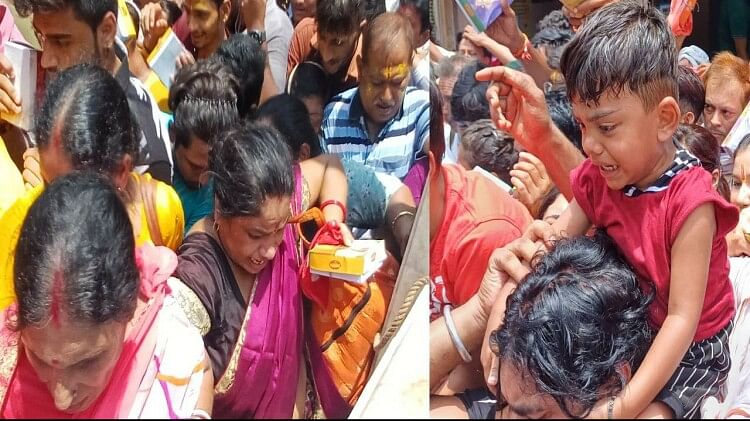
[478,237,541,390]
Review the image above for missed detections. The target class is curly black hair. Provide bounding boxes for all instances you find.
[493,231,653,418]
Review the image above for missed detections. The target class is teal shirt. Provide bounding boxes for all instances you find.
[718,0,750,57]
[172,163,214,234]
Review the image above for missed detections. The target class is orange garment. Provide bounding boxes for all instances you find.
[668,0,698,36]
[429,165,532,319]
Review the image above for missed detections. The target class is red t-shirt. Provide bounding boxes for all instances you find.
[572,158,738,341]
[429,165,532,319]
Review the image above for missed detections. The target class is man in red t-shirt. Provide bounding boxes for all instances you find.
[428,120,531,321]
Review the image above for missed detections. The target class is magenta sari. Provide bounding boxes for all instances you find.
[212,165,350,419]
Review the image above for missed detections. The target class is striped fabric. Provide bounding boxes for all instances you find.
[320,86,430,180]
[624,147,700,197]
[658,321,733,419]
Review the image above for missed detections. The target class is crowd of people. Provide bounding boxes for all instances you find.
[429,0,750,419]
[0,0,430,418]
[2,0,750,418]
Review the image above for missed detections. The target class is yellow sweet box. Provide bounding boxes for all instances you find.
[308,240,386,276]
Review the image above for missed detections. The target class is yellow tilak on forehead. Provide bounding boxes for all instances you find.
[381,63,409,79]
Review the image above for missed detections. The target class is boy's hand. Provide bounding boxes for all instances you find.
[522,219,557,250]
[475,66,556,158]
[510,152,553,218]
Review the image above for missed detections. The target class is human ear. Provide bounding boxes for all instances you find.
[96,11,118,51]
[220,0,231,23]
[114,154,133,190]
[299,143,311,161]
[681,111,695,125]
[656,96,681,144]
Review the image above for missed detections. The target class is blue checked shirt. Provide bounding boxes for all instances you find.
[320,86,430,180]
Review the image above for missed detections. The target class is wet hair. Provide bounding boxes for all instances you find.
[674,124,729,201]
[316,0,364,36]
[362,12,415,65]
[14,172,139,329]
[429,79,445,163]
[677,66,705,122]
[210,122,295,217]
[560,0,677,111]
[492,231,653,418]
[288,61,331,103]
[255,94,322,159]
[213,33,265,117]
[15,0,117,32]
[450,60,489,124]
[704,52,750,109]
[35,64,139,177]
[459,119,517,184]
[546,86,583,153]
[399,0,431,33]
[169,59,239,149]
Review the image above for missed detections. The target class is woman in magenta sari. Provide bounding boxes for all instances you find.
[175,122,352,418]
[0,172,213,418]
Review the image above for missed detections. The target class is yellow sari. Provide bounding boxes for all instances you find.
[0,138,24,219]
[0,172,185,310]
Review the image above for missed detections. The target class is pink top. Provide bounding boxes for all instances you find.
[0,6,25,54]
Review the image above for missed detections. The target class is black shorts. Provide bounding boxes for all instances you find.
[457,388,496,419]
[656,321,733,419]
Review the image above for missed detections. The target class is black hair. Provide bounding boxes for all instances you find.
[536,9,571,33]
[674,124,728,200]
[213,33,265,117]
[545,86,583,153]
[161,0,183,26]
[560,0,677,110]
[399,0,431,33]
[169,59,240,149]
[316,0,364,36]
[538,187,563,220]
[450,59,489,123]
[531,26,571,70]
[430,79,445,163]
[35,63,140,177]
[459,119,517,185]
[15,0,117,32]
[210,122,295,217]
[677,65,705,122]
[288,61,331,103]
[15,172,139,329]
[493,231,653,418]
[363,0,386,23]
[255,94,322,159]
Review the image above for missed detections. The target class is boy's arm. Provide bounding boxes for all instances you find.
[524,199,591,247]
[601,203,714,419]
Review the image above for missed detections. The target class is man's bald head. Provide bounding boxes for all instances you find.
[361,12,415,65]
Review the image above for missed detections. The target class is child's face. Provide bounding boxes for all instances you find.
[573,90,673,191]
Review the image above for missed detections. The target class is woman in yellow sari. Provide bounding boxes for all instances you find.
[0,64,184,309]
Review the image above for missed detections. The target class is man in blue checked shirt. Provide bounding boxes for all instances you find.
[320,11,429,183]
